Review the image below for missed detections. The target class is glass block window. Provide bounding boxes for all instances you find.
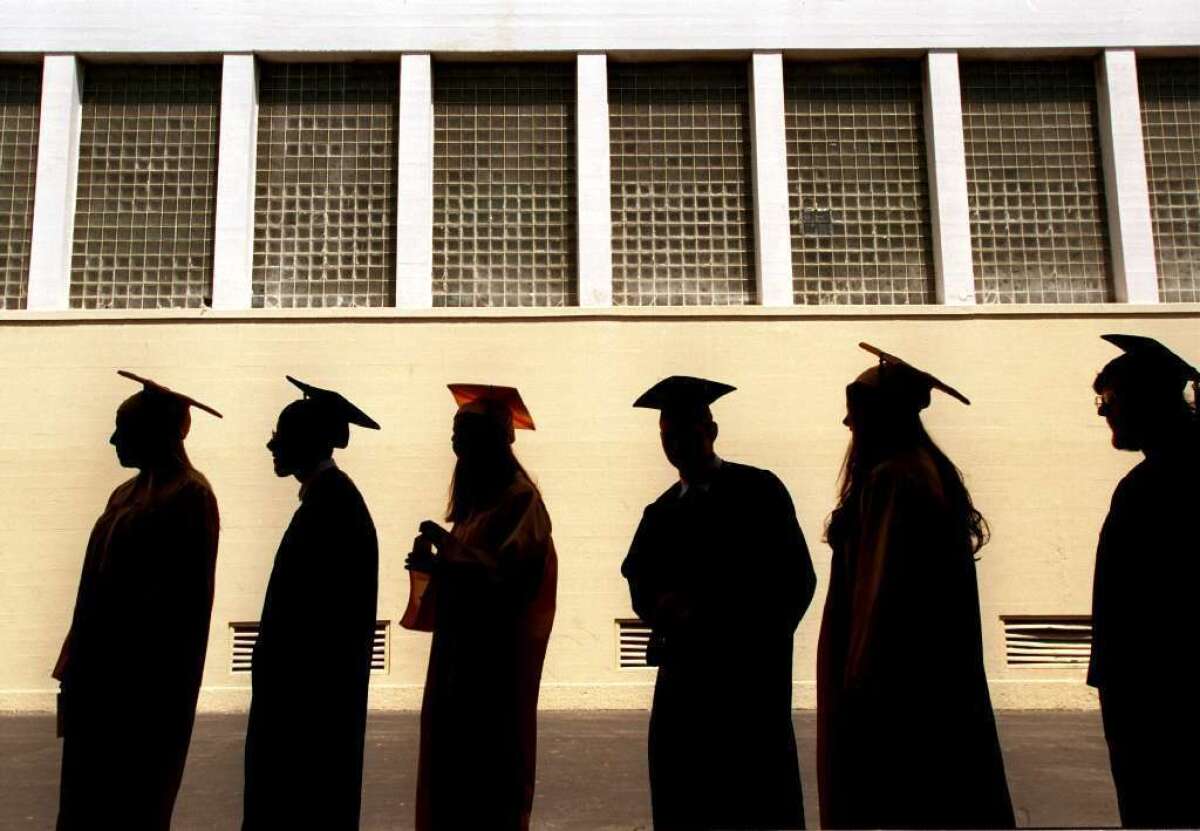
[609,62,755,306]
[72,64,220,309]
[254,62,398,309]
[961,60,1113,304]
[433,62,576,307]
[1138,58,1200,303]
[0,64,40,309]
[784,60,935,305]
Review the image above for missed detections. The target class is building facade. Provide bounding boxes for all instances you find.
[0,0,1197,711]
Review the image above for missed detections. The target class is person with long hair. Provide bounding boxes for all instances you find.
[816,344,1013,830]
[55,371,221,831]
[1089,334,1200,829]
[243,376,380,830]
[621,376,816,831]
[406,384,557,831]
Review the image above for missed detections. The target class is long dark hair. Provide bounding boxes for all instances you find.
[446,413,538,523]
[827,397,989,558]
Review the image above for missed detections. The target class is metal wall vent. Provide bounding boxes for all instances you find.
[616,619,654,669]
[1002,615,1092,667]
[230,621,390,674]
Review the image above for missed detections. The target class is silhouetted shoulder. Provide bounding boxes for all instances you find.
[105,476,140,508]
[1115,456,1159,496]
[182,467,216,496]
[647,480,685,509]
[720,461,789,493]
[313,467,368,507]
[509,470,543,504]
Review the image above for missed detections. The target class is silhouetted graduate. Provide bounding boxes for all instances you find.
[242,377,380,831]
[816,344,1013,830]
[406,384,557,831]
[620,376,816,831]
[55,371,221,831]
[1090,334,1200,829]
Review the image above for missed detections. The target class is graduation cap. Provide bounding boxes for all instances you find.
[285,375,380,449]
[118,370,224,418]
[1099,334,1200,407]
[448,384,535,431]
[633,376,736,413]
[117,370,222,440]
[855,342,970,410]
[1101,334,1200,384]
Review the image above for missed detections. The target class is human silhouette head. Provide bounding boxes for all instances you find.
[659,406,719,480]
[1094,334,1199,453]
[634,376,734,481]
[447,384,534,460]
[445,384,536,522]
[110,371,221,471]
[843,342,970,442]
[831,344,986,554]
[267,376,379,478]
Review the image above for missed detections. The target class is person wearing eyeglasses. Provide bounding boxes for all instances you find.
[1089,335,1200,829]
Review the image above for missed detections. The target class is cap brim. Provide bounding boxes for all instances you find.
[286,375,380,430]
[857,343,970,406]
[632,376,737,410]
[1101,334,1200,382]
[448,383,535,430]
[118,370,223,418]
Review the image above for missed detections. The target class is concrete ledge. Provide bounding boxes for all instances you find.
[1,303,1199,326]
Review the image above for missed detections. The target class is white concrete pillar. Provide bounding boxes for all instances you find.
[923,50,976,306]
[575,53,613,307]
[1095,49,1159,304]
[27,55,82,310]
[747,52,794,307]
[211,54,258,310]
[395,54,434,308]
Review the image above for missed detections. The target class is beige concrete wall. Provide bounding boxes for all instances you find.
[2,307,1197,711]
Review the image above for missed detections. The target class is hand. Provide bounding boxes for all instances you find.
[418,520,452,548]
[405,535,437,573]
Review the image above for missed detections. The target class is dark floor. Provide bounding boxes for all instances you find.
[1,710,1117,830]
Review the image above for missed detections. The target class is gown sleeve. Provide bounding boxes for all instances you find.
[621,506,663,626]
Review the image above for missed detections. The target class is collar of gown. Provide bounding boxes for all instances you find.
[679,454,723,498]
[298,458,338,501]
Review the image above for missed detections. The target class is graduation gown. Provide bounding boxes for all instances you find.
[621,460,816,831]
[415,471,558,831]
[56,468,220,831]
[242,465,379,830]
[816,448,1013,830]
[1089,437,1200,828]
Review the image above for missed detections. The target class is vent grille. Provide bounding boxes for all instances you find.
[230,620,389,673]
[616,618,654,669]
[1002,615,1092,667]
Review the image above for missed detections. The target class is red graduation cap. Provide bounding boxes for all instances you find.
[448,384,536,431]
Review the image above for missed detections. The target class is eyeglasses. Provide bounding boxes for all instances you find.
[1095,392,1117,413]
